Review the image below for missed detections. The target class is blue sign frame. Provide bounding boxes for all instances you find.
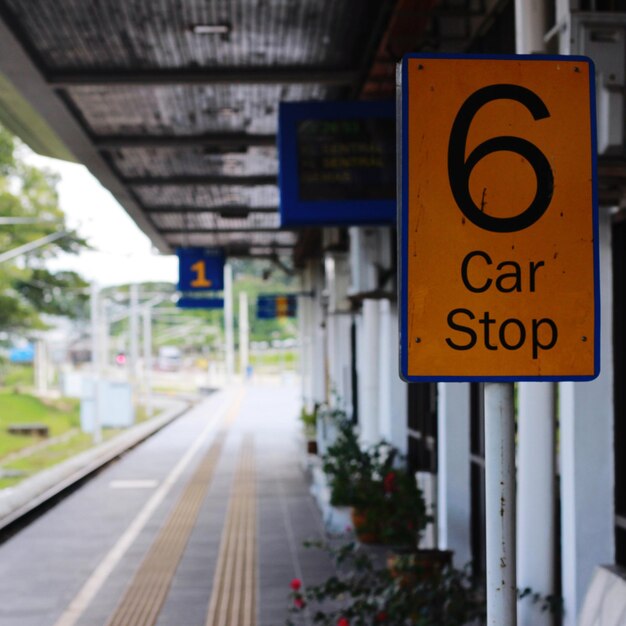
[257,294,298,319]
[278,100,396,227]
[177,248,224,292]
[398,53,600,383]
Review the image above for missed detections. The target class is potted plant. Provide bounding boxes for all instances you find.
[321,413,430,547]
[286,540,486,626]
[300,404,319,454]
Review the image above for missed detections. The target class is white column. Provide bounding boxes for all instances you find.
[378,300,407,453]
[514,5,555,623]
[239,291,249,376]
[90,282,102,444]
[485,382,517,626]
[143,306,153,418]
[560,208,614,625]
[358,299,380,446]
[517,383,555,626]
[35,340,47,396]
[437,382,472,568]
[129,283,139,386]
[224,263,235,380]
[515,0,549,55]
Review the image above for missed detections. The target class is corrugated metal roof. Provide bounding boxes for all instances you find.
[3,0,383,70]
[0,0,409,257]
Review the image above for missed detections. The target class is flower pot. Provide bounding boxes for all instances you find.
[351,508,382,544]
[387,549,453,585]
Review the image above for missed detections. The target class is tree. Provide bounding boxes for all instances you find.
[0,126,88,334]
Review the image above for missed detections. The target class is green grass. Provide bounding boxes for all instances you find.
[0,363,34,389]
[0,391,80,458]
[250,350,297,370]
[0,395,162,489]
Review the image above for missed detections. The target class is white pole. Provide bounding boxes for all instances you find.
[224,263,235,380]
[90,283,102,444]
[518,383,554,626]
[514,6,555,623]
[239,291,249,376]
[100,299,109,375]
[485,382,517,626]
[129,283,139,387]
[143,306,153,418]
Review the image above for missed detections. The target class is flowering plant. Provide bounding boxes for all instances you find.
[286,540,485,626]
[321,411,430,546]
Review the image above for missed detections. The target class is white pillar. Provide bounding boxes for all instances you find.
[129,283,139,386]
[485,382,517,626]
[437,382,472,568]
[143,306,153,418]
[224,263,235,379]
[358,299,380,446]
[517,383,555,626]
[378,300,407,453]
[560,208,614,625]
[239,291,249,376]
[35,340,47,396]
[514,5,555,623]
[515,0,549,55]
[90,283,102,445]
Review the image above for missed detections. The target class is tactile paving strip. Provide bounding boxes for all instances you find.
[205,435,257,626]
[104,392,243,626]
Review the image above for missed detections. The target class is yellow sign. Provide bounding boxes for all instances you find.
[399,55,598,381]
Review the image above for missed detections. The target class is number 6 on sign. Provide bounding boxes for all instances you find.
[399,54,599,382]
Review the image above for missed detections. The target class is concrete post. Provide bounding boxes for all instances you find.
[224,263,235,380]
[90,283,102,444]
[437,382,472,568]
[143,306,153,418]
[378,300,407,453]
[559,208,614,625]
[129,283,139,386]
[514,5,556,624]
[517,383,555,626]
[239,291,249,376]
[358,299,380,446]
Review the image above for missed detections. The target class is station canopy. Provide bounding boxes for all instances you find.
[0,0,481,258]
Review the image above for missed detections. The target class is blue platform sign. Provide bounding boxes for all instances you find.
[176,297,224,310]
[257,294,298,319]
[278,100,396,227]
[177,248,224,292]
[9,344,34,363]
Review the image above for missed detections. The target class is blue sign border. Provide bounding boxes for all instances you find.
[398,52,600,383]
[278,100,396,227]
[177,247,225,292]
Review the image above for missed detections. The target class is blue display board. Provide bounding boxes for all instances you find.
[278,100,396,227]
[177,248,224,291]
[257,294,298,319]
[176,297,224,310]
[9,344,34,363]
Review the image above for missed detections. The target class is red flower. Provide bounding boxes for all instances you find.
[294,596,306,610]
[376,610,388,622]
[383,471,396,493]
[290,578,302,591]
[337,618,350,626]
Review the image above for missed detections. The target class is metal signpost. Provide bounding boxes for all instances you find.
[399,54,598,625]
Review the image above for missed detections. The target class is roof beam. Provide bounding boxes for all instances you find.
[144,206,278,214]
[161,228,289,234]
[94,133,277,150]
[126,174,277,186]
[48,67,358,87]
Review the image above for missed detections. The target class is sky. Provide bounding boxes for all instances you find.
[25,152,178,288]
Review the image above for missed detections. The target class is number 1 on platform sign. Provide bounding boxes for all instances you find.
[190,260,213,288]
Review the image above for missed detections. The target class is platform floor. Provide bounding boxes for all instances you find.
[0,382,333,626]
